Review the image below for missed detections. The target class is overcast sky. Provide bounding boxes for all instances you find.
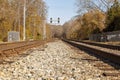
[44,0,77,25]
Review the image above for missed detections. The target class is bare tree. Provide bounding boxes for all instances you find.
[76,0,116,14]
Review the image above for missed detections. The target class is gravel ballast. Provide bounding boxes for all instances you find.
[0,40,117,80]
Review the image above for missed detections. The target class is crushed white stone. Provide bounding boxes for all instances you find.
[0,40,116,80]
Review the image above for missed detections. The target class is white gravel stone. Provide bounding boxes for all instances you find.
[0,40,117,80]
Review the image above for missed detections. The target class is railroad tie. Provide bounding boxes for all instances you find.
[102,72,120,77]
[81,58,100,62]
[99,67,115,71]
[94,63,110,67]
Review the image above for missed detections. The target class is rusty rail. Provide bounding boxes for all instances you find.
[62,39,120,77]
[72,40,120,50]
[0,39,53,59]
[63,39,120,64]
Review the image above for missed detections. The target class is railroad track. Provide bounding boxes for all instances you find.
[71,40,120,50]
[0,39,54,60]
[62,39,120,78]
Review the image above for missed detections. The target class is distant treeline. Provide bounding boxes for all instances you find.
[62,0,120,40]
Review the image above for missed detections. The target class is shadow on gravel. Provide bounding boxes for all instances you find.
[0,49,33,65]
[0,45,48,65]
[79,47,120,70]
[0,60,14,64]
[65,41,120,70]
[19,53,30,57]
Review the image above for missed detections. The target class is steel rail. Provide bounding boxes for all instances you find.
[0,39,54,58]
[71,40,120,50]
[63,39,120,64]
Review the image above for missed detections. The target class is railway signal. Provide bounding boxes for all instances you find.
[58,17,60,23]
[50,18,52,23]
[50,17,60,24]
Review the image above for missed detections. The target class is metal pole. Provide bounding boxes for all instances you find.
[43,19,46,40]
[18,2,20,34]
[22,0,36,40]
[23,0,26,40]
[33,17,35,39]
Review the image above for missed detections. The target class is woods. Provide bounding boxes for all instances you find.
[62,0,120,40]
[1,0,120,41]
[0,0,50,42]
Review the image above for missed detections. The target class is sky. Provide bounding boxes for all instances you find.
[44,0,77,25]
